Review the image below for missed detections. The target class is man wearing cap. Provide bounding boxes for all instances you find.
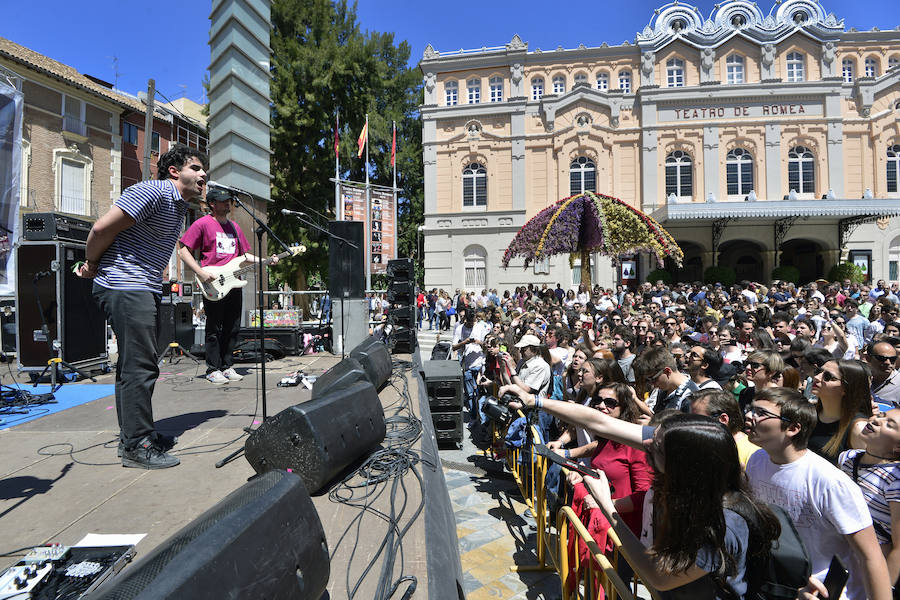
[452,310,490,411]
[500,333,551,399]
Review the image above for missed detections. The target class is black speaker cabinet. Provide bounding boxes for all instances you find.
[387,279,415,305]
[157,302,194,353]
[16,241,107,370]
[244,380,386,493]
[327,221,365,298]
[349,336,392,389]
[423,360,464,411]
[432,411,463,446]
[237,327,300,355]
[86,470,329,600]
[311,357,368,399]
[386,258,413,280]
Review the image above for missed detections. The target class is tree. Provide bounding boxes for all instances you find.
[269,0,423,301]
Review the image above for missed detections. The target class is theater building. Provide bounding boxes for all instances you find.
[419,0,900,290]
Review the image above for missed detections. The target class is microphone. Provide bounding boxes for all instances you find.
[281,209,307,217]
[206,180,250,195]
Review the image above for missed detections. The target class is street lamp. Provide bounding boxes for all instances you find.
[416,225,425,259]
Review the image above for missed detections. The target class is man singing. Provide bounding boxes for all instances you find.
[78,144,207,469]
[177,189,278,384]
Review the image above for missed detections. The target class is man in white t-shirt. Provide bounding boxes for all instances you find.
[744,387,891,600]
[500,334,551,400]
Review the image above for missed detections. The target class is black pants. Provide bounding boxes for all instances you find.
[93,284,161,450]
[203,288,242,374]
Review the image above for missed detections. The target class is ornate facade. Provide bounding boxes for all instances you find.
[419,0,900,289]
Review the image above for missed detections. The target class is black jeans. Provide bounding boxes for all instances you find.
[93,284,161,450]
[203,288,242,374]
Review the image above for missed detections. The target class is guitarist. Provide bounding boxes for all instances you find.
[177,190,279,385]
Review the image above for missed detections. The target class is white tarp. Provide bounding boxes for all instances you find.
[0,79,23,295]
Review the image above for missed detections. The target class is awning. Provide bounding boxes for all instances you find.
[652,198,900,223]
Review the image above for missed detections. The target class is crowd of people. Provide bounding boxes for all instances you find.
[426,278,900,599]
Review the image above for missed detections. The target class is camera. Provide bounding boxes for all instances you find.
[483,392,518,428]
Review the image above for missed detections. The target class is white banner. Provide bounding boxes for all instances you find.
[0,80,23,296]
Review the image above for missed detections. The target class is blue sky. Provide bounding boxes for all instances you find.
[0,1,894,105]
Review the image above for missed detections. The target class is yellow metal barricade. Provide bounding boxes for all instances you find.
[557,506,636,600]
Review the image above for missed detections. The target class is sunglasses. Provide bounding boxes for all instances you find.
[746,405,794,425]
[871,353,897,363]
[746,361,765,370]
[646,369,667,385]
[591,395,619,409]
[665,321,677,326]
[815,368,840,383]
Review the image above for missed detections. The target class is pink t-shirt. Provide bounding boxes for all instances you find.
[179,214,251,268]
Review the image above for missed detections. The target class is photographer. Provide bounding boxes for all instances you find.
[452,310,491,410]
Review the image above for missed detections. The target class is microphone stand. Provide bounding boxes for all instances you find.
[282,212,358,359]
[215,192,292,469]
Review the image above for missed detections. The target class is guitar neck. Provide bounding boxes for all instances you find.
[232,249,292,278]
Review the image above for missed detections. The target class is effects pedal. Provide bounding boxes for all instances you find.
[0,562,54,599]
[278,371,303,387]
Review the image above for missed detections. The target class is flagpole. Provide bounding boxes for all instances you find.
[364,113,371,293]
[335,110,341,220]
[392,120,397,262]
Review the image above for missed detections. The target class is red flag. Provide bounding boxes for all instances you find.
[391,123,396,167]
[334,114,339,159]
[356,121,368,158]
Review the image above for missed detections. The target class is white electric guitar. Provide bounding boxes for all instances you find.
[196,245,306,301]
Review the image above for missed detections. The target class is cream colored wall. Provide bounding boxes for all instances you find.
[775,35,822,81]
[657,42,701,87]
[719,126,766,199]
[715,38,762,83]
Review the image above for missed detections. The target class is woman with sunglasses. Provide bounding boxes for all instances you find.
[808,359,872,463]
[816,319,848,359]
[738,349,784,413]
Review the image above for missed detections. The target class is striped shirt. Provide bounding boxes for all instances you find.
[839,448,900,545]
[94,179,187,293]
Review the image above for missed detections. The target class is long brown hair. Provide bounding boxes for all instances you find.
[821,359,872,457]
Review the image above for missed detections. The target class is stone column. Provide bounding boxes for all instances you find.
[511,111,526,210]
[825,94,844,197]
[765,123,781,199]
[703,126,720,202]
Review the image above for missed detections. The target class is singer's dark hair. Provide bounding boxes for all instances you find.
[157,144,207,180]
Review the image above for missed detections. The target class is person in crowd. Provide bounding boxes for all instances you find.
[452,310,490,411]
[685,344,724,391]
[738,349,784,412]
[638,346,699,412]
[690,388,760,467]
[717,325,743,364]
[868,340,900,406]
[807,359,872,463]
[745,387,892,600]
[817,318,848,359]
[499,333,551,400]
[611,326,637,383]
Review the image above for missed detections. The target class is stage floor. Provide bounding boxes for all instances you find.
[0,351,436,598]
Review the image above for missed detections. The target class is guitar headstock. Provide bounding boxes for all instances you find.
[288,245,307,256]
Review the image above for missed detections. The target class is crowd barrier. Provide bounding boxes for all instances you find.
[493,411,660,600]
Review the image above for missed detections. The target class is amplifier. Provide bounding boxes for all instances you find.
[22,212,94,243]
[237,327,300,355]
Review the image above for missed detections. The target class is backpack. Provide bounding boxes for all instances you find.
[743,504,812,600]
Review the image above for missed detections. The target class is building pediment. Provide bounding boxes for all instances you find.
[539,85,624,131]
[636,0,843,53]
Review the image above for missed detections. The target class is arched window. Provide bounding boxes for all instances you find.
[726,54,744,84]
[842,58,855,83]
[890,55,900,70]
[574,73,588,86]
[888,145,900,194]
[666,58,685,87]
[619,70,632,93]
[445,81,458,106]
[464,246,487,288]
[726,148,754,196]
[570,157,597,195]
[786,52,805,82]
[865,57,879,78]
[552,75,566,94]
[788,146,815,195]
[467,78,480,104]
[665,150,693,198]
[596,71,609,91]
[462,163,487,208]
[531,77,544,100]
[489,76,503,102]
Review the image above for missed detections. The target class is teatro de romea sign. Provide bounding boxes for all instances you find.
[659,101,824,122]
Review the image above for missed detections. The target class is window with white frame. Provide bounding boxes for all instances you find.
[596,71,609,91]
[726,148,754,196]
[489,76,503,102]
[570,157,596,195]
[445,80,458,106]
[888,144,900,194]
[842,59,855,83]
[571,255,596,287]
[665,150,693,198]
[666,58,685,87]
[464,246,487,288]
[619,70,631,93]
[533,256,550,275]
[890,56,900,70]
[467,78,480,104]
[53,149,92,216]
[62,95,85,136]
[552,75,565,94]
[786,52,805,82]
[788,146,815,195]
[462,163,487,208]
[574,73,588,87]
[151,131,160,154]
[726,54,745,84]
[176,125,208,154]
[531,77,544,100]
[123,122,138,145]
[865,57,879,78]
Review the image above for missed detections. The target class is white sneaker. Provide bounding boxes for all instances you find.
[222,368,244,381]
[207,370,229,384]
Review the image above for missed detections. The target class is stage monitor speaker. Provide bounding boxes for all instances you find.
[16,241,107,369]
[244,380,386,493]
[156,302,194,353]
[86,470,329,600]
[349,336,392,389]
[386,258,413,280]
[311,357,368,399]
[327,221,365,298]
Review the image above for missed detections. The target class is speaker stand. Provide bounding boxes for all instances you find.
[33,356,95,392]
[158,341,201,365]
